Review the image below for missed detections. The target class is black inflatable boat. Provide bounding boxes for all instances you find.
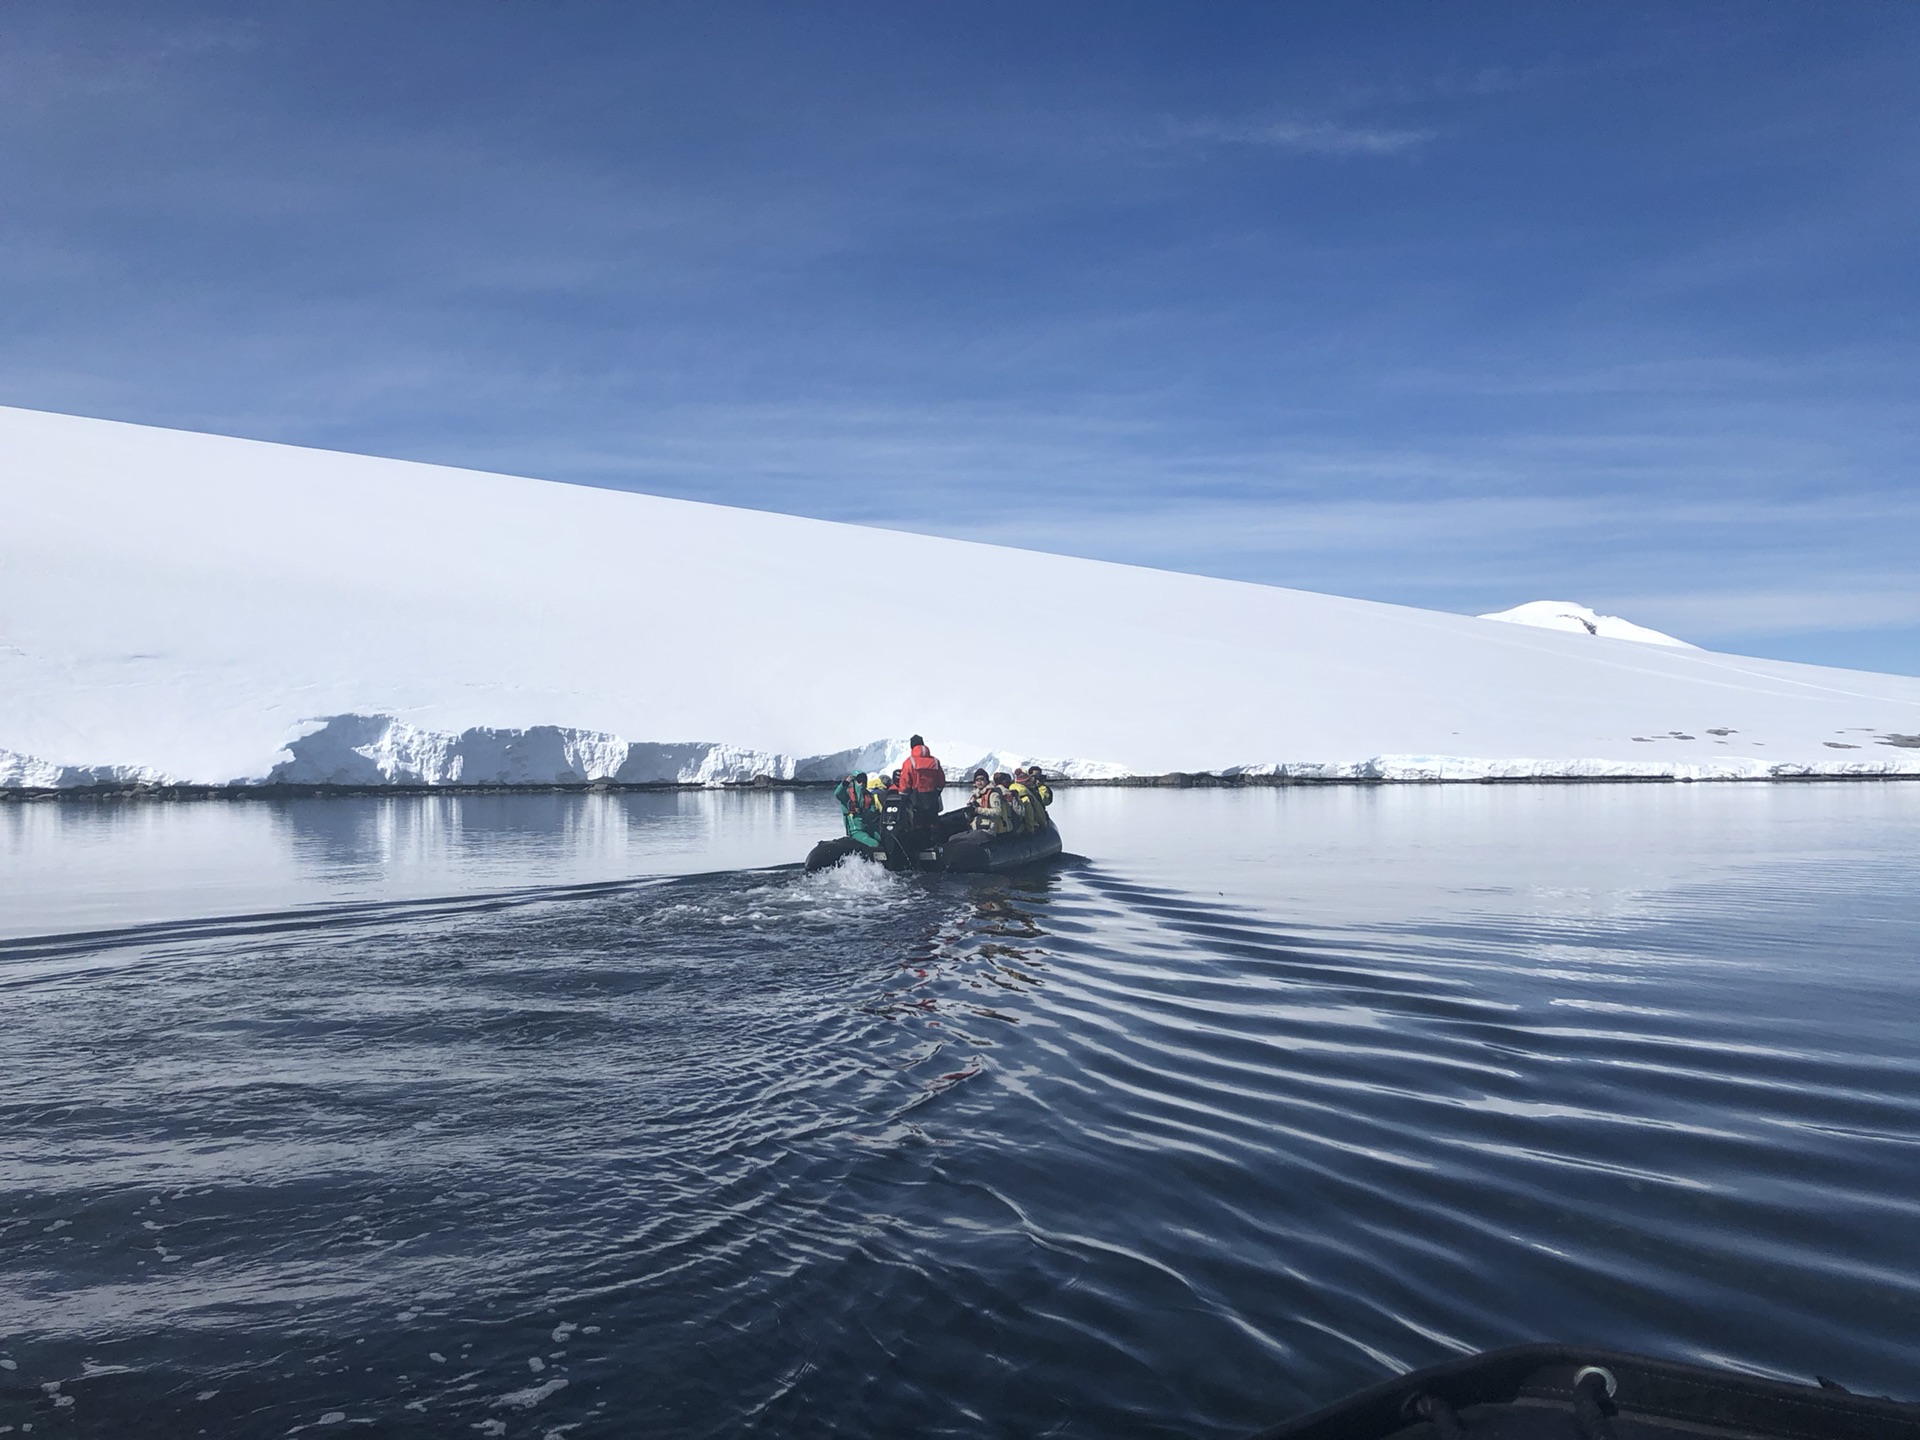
[805,792,1063,875]
[1251,1344,1919,1440]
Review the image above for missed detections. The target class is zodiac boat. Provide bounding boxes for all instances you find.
[805,791,1063,875]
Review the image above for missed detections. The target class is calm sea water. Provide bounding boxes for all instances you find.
[3,785,1917,1437]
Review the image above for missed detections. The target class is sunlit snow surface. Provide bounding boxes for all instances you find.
[2,405,1917,786]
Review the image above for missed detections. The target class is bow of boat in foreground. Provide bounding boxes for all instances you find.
[1251,1344,1919,1440]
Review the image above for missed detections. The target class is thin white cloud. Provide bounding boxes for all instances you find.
[1170,117,1437,156]
[1606,587,1920,638]
[853,493,1920,580]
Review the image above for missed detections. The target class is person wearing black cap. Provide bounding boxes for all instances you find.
[896,734,946,829]
[1025,766,1053,809]
[970,771,1013,834]
[1026,767,1053,830]
[930,767,987,841]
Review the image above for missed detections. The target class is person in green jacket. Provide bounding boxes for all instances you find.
[834,772,885,850]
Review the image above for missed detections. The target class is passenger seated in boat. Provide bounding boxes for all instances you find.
[947,769,990,837]
[833,772,884,851]
[1009,769,1043,833]
[966,768,990,810]
[1022,767,1054,825]
[998,772,1028,831]
[970,772,1013,834]
[948,771,983,840]
[1026,766,1053,808]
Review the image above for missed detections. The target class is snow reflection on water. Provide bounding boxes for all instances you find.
[1,785,1917,1437]
[0,789,832,938]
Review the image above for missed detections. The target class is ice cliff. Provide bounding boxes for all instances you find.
[262,716,1132,789]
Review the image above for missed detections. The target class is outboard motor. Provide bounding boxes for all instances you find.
[878,790,935,867]
[880,791,915,841]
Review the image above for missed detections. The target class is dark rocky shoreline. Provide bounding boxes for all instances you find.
[5,770,1918,802]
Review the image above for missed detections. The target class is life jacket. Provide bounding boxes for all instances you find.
[834,776,883,848]
[898,744,946,794]
[970,783,1011,834]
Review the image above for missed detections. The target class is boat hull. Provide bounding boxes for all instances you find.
[804,820,1062,875]
[926,821,1062,873]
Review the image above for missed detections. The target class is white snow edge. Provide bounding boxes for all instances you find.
[0,717,1134,791]
[5,715,1918,791]
[0,749,170,791]
[1220,753,1920,781]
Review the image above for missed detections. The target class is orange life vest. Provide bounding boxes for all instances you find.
[898,744,946,794]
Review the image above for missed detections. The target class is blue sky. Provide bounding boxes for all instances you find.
[4,3,1917,672]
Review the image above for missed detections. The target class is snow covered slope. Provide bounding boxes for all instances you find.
[3,406,1917,789]
[1479,600,1695,648]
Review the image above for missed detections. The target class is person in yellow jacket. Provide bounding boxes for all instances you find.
[1007,771,1041,833]
[1012,767,1054,832]
[1026,766,1053,809]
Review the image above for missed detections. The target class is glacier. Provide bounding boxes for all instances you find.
[2,405,1917,792]
[257,715,1130,790]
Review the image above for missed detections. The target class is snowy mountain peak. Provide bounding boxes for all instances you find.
[1477,601,1695,649]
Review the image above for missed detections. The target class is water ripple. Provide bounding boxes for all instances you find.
[3,830,1918,1437]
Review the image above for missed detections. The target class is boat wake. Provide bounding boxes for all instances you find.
[2,851,1916,1437]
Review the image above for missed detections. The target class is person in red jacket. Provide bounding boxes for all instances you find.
[897,735,946,827]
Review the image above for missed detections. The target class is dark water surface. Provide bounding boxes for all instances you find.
[3,786,1917,1436]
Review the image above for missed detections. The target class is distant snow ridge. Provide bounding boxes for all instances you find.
[1478,601,1695,649]
[1224,755,1792,782]
[966,750,1134,782]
